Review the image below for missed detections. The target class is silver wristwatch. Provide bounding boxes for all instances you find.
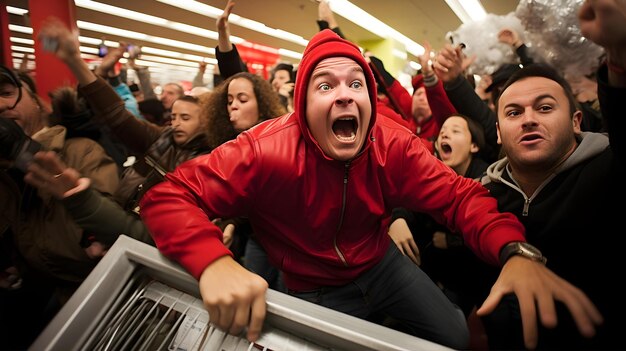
[499,242,547,265]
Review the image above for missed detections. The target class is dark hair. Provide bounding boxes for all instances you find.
[175,95,200,104]
[441,113,487,153]
[48,86,101,140]
[171,94,209,132]
[495,63,578,118]
[204,72,286,149]
[138,98,166,125]
[0,65,23,109]
[269,63,295,84]
[16,71,37,94]
[441,112,499,162]
[128,83,140,93]
[0,65,22,88]
[3,66,48,113]
[485,63,521,93]
[49,86,88,120]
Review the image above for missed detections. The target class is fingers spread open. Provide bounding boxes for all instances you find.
[552,282,603,338]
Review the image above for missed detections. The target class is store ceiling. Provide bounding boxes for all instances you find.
[5,0,519,85]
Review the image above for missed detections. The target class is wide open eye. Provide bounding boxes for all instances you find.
[350,80,363,89]
[319,83,331,91]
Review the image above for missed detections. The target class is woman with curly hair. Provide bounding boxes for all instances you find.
[204,72,286,149]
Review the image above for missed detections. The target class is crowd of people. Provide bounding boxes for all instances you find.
[1,0,624,349]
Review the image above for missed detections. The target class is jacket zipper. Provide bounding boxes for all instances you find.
[523,198,530,216]
[334,161,350,266]
[503,169,556,217]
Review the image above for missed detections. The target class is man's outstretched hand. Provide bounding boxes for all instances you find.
[198,256,269,342]
[477,257,603,349]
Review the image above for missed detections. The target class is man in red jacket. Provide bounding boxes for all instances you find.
[139,29,601,349]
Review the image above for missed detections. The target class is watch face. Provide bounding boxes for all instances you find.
[500,242,547,265]
[518,243,547,264]
[520,243,541,256]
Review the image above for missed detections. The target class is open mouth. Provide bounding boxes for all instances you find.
[439,142,452,157]
[332,117,357,142]
[520,133,541,142]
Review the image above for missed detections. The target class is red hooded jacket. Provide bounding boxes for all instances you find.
[140,30,525,291]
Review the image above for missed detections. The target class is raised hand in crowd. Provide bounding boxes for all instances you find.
[433,44,475,83]
[498,27,523,49]
[317,0,338,29]
[578,0,626,87]
[216,0,235,53]
[198,60,208,74]
[126,57,142,72]
[37,17,96,85]
[278,80,294,100]
[95,41,127,78]
[418,40,434,76]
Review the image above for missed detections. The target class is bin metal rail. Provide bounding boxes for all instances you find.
[30,235,451,351]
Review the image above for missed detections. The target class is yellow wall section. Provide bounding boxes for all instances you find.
[358,38,406,80]
[358,37,415,94]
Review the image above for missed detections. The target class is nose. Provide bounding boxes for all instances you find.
[230,100,239,111]
[521,108,539,128]
[334,86,354,107]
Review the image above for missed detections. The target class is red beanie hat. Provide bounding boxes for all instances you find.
[411,74,424,93]
[294,29,378,133]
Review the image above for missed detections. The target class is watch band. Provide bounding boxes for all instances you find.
[499,242,547,265]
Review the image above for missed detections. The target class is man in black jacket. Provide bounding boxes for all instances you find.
[471,1,626,348]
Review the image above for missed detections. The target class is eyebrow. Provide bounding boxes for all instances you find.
[503,93,556,110]
[228,92,249,98]
[310,66,364,82]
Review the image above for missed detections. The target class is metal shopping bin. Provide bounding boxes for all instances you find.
[30,235,451,351]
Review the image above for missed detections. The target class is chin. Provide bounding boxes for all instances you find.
[328,148,360,162]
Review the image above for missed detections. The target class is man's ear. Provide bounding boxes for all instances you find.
[572,110,583,134]
[496,122,502,145]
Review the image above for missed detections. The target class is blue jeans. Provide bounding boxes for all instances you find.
[289,244,469,349]
[244,237,286,293]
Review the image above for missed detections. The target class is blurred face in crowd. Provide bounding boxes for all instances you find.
[227,77,260,132]
[411,86,432,122]
[271,69,291,92]
[0,77,45,137]
[305,57,371,162]
[161,83,184,110]
[170,99,202,145]
[496,76,581,173]
[435,115,478,175]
